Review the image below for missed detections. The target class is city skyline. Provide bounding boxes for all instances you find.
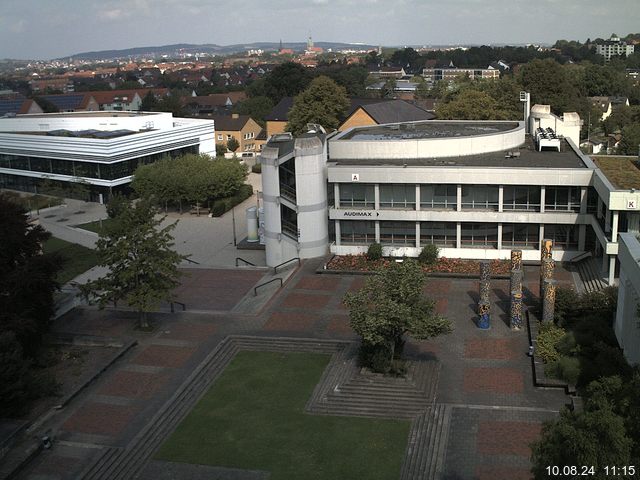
[1,0,639,60]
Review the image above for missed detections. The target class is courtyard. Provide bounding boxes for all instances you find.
[9,258,574,480]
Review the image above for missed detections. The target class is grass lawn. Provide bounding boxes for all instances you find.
[43,237,99,284]
[1,190,62,211]
[156,351,410,480]
[75,217,116,234]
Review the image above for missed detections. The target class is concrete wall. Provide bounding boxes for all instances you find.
[0,111,174,131]
[614,232,640,365]
[529,105,582,147]
[330,121,525,160]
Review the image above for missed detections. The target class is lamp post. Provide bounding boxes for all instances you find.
[231,205,237,246]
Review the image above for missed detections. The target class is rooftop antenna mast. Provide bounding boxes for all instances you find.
[519,91,531,133]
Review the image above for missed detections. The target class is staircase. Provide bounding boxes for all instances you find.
[574,256,607,293]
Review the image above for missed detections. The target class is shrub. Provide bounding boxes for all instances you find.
[251,163,262,173]
[555,356,581,385]
[554,287,580,327]
[579,342,633,387]
[536,322,565,363]
[418,244,439,266]
[367,242,383,261]
[209,184,254,217]
[210,202,226,217]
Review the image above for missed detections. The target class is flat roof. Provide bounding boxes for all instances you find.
[0,129,141,139]
[593,156,640,189]
[340,121,519,141]
[330,136,587,169]
[15,111,160,119]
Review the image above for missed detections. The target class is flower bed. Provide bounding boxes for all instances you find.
[325,254,510,275]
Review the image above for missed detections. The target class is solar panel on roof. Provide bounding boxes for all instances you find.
[0,99,26,115]
[40,94,84,110]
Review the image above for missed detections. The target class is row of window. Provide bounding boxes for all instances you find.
[0,146,198,180]
[338,184,584,212]
[338,220,579,249]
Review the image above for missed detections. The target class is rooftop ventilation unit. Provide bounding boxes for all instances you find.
[270,132,293,142]
[534,127,561,152]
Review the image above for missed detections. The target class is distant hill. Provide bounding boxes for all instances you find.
[62,42,379,61]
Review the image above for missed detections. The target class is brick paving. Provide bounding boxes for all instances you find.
[464,367,525,394]
[14,261,577,480]
[131,344,196,368]
[62,402,139,437]
[97,370,171,399]
[476,420,542,456]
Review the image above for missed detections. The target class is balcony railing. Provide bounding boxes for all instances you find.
[280,183,297,203]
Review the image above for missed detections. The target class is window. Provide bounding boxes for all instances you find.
[339,184,375,209]
[380,221,416,246]
[502,223,539,249]
[226,134,232,140]
[503,186,541,211]
[279,158,296,202]
[217,134,223,140]
[420,222,456,247]
[340,220,376,244]
[280,204,298,239]
[545,187,581,212]
[544,224,578,249]
[461,223,498,248]
[379,184,416,209]
[461,185,499,211]
[420,184,456,210]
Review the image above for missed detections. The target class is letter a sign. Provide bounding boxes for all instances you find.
[351,173,359,182]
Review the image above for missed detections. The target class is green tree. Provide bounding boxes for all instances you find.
[0,332,35,417]
[139,90,158,111]
[226,136,240,153]
[0,195,61,357]
[380,78,397,99]
[233,96,274,126]
[263,62,311,103]
[285,76,350,135]
[436,89,514,120]
[519,58,581,114]
[343,260,452,372]
[617,123,640,155]
[531,404,632,479]
[215,143,227,157]
[81,198,186,328]
[106,193,129,219]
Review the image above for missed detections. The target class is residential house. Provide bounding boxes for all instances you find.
[35,93,99,112]
[0,98,44,117]
[368,66,407,79]
[185,92,247,116]
[265,97,294,137]
[210,113,262,157]
[339,99,435,131]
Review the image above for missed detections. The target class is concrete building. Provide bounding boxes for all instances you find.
[258,103,640,286]
[0,111,215,201]
[614,232,640,366]
[596,34,635,62]
[422,65,500,83]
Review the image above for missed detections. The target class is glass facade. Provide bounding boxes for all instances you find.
[280,204,298,239]
[420,184,456,210]
[502,223,539,249]
[544,224,579,249]
[380,221,416,246]
[545,187,581,212]
[339,184,375,209]
[0,146,198,181]
[420,222,457,247]
[461,223,498,248]
[340,220,376,245]
[379,184,416,209]
[461,185,499,211]
[503,186,541,211]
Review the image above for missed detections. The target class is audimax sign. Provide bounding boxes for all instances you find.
[342,210,380,217]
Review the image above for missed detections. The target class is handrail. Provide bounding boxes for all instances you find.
[569,251,592,263]
[235,257,256,267]
[273,257,301,274]
[184,257,200,265]
[254,277,283,296]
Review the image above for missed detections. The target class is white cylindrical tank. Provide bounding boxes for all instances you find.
[246,206,258,242]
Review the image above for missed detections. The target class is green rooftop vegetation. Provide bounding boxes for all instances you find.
[593,156,640,190]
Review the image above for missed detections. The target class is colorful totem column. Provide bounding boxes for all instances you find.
[539,238,553,298]
[509,250,524,330]
[478,260,491,329]
[542,279,558,323]
[540,258,555,303]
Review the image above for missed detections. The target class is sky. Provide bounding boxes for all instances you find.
[1,0,639,60]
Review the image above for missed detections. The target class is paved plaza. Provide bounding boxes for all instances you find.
[11,259,575,480]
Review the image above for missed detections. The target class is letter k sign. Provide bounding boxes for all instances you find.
[628,200,637,209]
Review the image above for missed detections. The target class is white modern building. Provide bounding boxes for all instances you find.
[596,34,635,62]
[259,104,640,286]
[0,111,215,201]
